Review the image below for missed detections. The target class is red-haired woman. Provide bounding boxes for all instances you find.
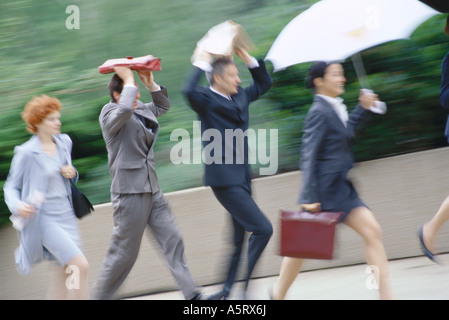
[4,95,89,299]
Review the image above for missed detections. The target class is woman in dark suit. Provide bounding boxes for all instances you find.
[272,61,395,300]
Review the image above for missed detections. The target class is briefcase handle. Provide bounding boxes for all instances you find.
[300,203,321,214]
[281,209,343,225]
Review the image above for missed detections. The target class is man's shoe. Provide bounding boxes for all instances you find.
[191,292,205,300]
[207,291,226,300]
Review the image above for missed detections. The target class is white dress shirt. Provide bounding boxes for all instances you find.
[317,94,349,127]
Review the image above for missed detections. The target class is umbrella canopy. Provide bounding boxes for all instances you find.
[419,0,449,12]
[266,0,440,72]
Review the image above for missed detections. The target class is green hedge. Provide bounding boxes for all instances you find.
[1,0,447,225]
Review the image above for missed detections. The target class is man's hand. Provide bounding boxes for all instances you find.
[234,47,252,65]
[114,66,135,86]
[195,47,214,64]
[137,70,159,91]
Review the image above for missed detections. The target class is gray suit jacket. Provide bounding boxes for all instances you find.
[99,85,170,194]
[298,95,369,208]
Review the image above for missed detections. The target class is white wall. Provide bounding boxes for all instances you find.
[1,147,448,299]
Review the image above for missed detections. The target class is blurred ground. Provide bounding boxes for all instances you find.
[2,148,449,300]
[128,254,449,300]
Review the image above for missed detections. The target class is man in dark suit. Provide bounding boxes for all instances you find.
[182,47,273,299]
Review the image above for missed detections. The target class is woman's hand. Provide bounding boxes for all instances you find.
[301,203,321,213]
[17,202,36,219]
[359,89,379,110]
[61,165,76,179]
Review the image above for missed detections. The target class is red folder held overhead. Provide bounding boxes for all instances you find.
[98,55,162,74]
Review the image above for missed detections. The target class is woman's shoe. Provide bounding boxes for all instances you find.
[268,286,273,300]
[418,224,442,265]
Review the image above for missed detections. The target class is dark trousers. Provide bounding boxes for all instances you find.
[212,183,273,297]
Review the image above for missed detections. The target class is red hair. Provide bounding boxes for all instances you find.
[21,95,62,134]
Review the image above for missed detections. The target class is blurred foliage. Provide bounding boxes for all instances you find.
[0,0,448,225]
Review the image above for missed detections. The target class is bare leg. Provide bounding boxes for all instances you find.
[46,265,69,300]
[423,195,449,253]
[46,254,89,300]
[344,207,394,300]
[65,254,89,300]
[272,257,304,300]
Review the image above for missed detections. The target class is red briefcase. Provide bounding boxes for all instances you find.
[279,210,343,260]
[98,55,162,74]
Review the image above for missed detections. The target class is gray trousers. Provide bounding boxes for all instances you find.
[94,191,198,299]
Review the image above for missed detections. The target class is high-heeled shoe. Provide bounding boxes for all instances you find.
[418,224,442,265]
[268,286,274,300]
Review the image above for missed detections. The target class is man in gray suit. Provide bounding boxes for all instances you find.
[94,67,201,300]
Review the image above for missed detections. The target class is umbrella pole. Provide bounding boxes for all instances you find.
[351,53,371,90]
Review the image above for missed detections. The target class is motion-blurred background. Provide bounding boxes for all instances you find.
[1,0,448,226]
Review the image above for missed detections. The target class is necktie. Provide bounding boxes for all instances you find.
[136,114,153,132]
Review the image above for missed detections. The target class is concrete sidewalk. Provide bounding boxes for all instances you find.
[127,253,449,300]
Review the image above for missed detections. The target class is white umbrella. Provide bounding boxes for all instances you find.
[266,0,440,74]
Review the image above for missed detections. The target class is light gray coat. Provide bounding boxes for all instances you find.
[3,134,76,274]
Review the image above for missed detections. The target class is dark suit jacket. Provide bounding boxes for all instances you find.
[182,60,272,187]
[298,95,369,209]
[99,85,170,194]
[440,52,449,142]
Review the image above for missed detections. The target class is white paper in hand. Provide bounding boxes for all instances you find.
[10,191,45,231]
[370,101,387,115]
[196,20,253,57]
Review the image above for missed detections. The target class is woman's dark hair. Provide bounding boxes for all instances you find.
[306,60,342,90]
[108,74,124,102]
[306,61,331,89]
